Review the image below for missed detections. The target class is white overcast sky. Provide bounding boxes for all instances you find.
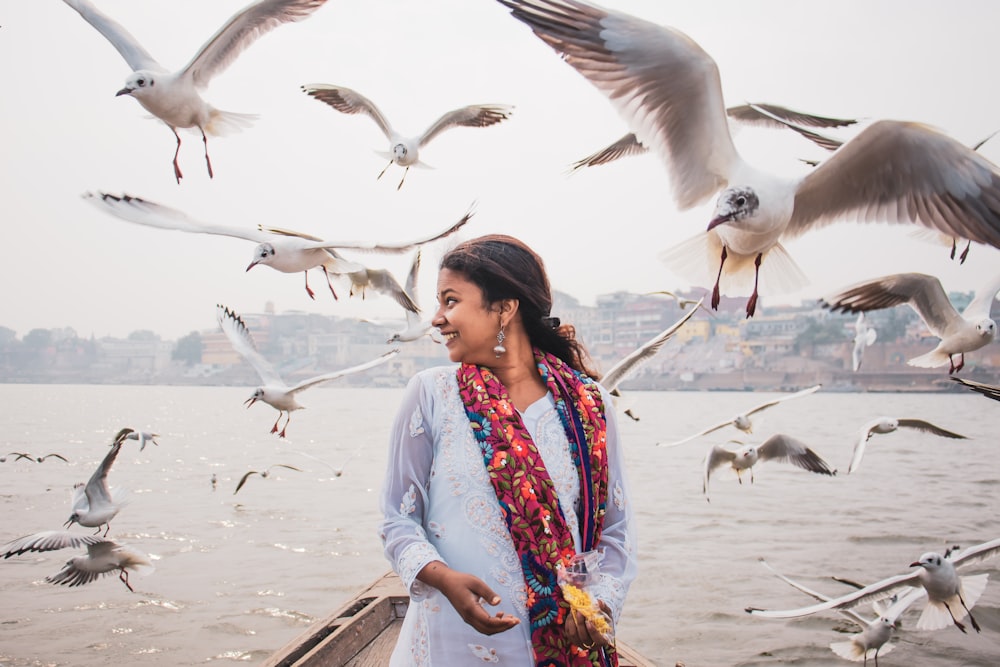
[3,0,1000,339]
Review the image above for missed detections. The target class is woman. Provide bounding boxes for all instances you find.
[379,235,637,666]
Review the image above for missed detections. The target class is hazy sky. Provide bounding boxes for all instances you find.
[4,0,1000,340]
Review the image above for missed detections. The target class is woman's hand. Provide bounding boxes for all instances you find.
[417,561,521,635]
[564,599,613,652]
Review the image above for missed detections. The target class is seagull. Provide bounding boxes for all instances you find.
[301,84,514,189]
[821,272,1000,373]
[658,384,821,447]
[62,0,329,183]
[951,376,1000,402]
[36,453,69,463]
[82,191,473,306]
[2,530,153,592]
[255,225,419,313]
[757,558,925,666]
[65,433,129,536]
[848,416,968,474]
[747,538,1000,634]
[851,313,877,372]
[1,452,38,463]
[702,433,836,500]
[120,430,160,452]
[362,250,444,344]
[217,304,401,437]
[233,464,303,494]
[570,102,857,171]
[497,0,1000,317]
[600,300,702,420]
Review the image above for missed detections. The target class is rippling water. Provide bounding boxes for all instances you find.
[0,384,997,666]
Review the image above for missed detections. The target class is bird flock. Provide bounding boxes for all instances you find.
[5,0,1000,663]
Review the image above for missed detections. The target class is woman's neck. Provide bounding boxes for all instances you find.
[493,352,547,411]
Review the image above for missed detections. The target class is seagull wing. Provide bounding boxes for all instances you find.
[417,104,514,148]
[570,133,650,171]
[2,531,108,559]
[39,453,69,462]
[757,434,836,475]
[360,268,420,314]
[960,271,1000,320]
[950,537,1000,569]
[180,0,328,88]
[658,418,736,447]
[301,84,395,138]
[950,376,1000,401]
[847,421,879,474]
[85,441,123,509]
[747,570,921,618]
[497,0,740,210]
[743,384,822,418]
[61,0,161,71]
[216,304,284,387]
[402,250,423,322]
[726,103,858,130]
[895,418,967,440]
[732,103,844,152]
[821,273,958,339]
[234,471,260,495]
[259,207,474,255]
[788,120,1000,248]
[84,192,269,243]
[264,464,303,474]
[288,348,400,394]
[602,301,701,392]
[703,444,736,495]
[757,557,875,627]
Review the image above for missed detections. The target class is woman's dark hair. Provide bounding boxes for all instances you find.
[440,234,599,378]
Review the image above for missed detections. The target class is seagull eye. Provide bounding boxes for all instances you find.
[736,196,746,207]
[137,78,145,87]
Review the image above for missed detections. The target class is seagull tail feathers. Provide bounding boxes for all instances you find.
[828,638,868,662]
[906,349,950,368]
[205,110,259,137]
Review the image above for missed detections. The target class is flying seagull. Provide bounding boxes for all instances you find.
[747,538,1000,635]
[497,0,1000,317]
[821,272,1000,373]
[2,530,152,592]
[600,300,702,420]
[233,464,303,494]
[302,84,514,189]
[851,313,877,372]
[702,433,836,500]
[83,191,473,307]
[362,250,445,344]
[62,0,329,183]
[65,429,133,536]
[659,385,821,447]
[120,430,160,452]
[217,304,400,437]
[847,416,968,474]
[757,557,925,665]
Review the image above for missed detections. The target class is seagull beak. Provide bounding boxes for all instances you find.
[63,516,74,528]
[246,260,258,272]
[115,86,133,97]
[244,396,257,408]
[909,561,921,568]
[707,213,732,231]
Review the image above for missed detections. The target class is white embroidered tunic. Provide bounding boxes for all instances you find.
[379,366,637,665]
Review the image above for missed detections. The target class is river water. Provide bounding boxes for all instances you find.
[0,384,997,666]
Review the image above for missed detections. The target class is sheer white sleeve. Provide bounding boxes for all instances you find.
[378,372,443,596]
[589,386,639,624]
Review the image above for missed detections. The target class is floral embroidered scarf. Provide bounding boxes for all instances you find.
[457,348,613,667]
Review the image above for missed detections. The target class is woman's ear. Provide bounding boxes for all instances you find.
[497,298,520,327]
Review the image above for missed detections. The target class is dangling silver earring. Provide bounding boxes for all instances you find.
[493,324,507,358]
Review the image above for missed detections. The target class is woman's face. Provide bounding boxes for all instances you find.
[432,268,502,365]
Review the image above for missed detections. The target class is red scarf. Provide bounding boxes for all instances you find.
[457,348,613,666]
